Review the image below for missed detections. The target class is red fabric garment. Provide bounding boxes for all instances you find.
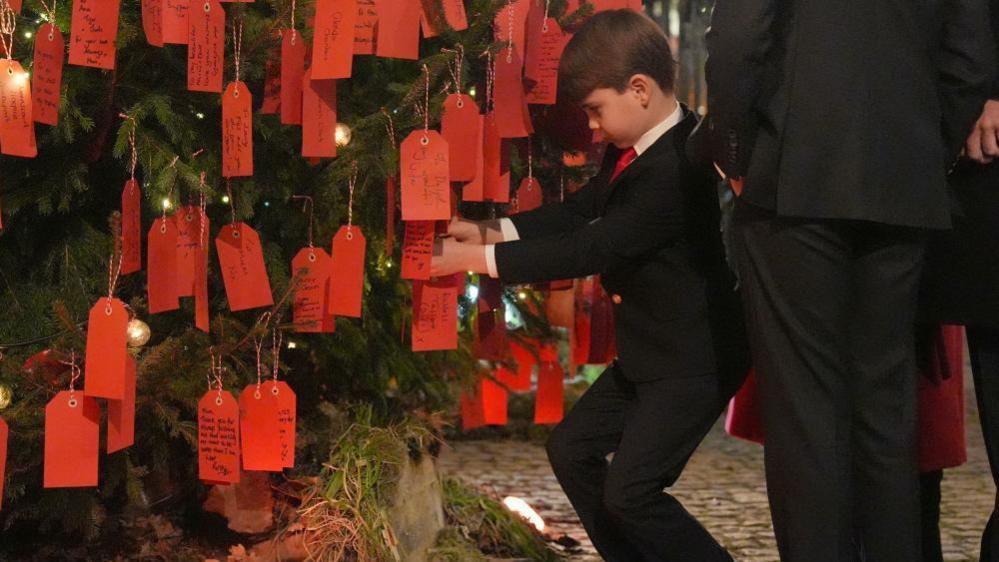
[609,147,637,183]
[726,325,967,472]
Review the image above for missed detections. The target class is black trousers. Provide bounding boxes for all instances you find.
[732,202,927,562]
[545,363,741,562]
[970,326,999,562]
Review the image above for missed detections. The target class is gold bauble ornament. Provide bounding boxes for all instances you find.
[0,384,12,410]
[127,318,152,347]
[334,122,352,147]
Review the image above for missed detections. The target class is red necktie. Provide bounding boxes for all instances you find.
[610,147,638,183]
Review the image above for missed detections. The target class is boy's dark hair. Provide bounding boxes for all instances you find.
[559,9,676,104]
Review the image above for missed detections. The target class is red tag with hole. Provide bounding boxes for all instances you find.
[0,416,7,508]
[292,247,331,332]
[31,24,64,125]
[44,391,100,488]
[475,309,506,360]
[508,339,535,391]
[535,359,564,424]
[401,131,451,221]
[68,0,121,69]
[481,374,508,425]
[482,114,510,202]
[260,56,281,114]
[494,48,531,138]
[420,0,467,37]
[107,355,136,453]
[142,0,164,46]
[386,175,397,255]
[374,0,420,60]
[401,220,434,280]
[216,222,274,312]
[328,225,365,317]
[280,30,306,124]
[174,206,201,297]
[163,0,189,43]
[411,280,458,351]
[239,383,283,472]
[0,60,37,158]
[312,0,357,79]
[515,177,543,213]
[263,380,296,467]
[148,216,180,313]
[7,0,20,12]
[84,297,128,399]
[222,81,253,177]
[194,213,210,332]
[187,0,224,92]
[460,387,485,430]
[493,0,528,59]
[121,179,142,274]
[462,114,486,202]
[199,389,241,484]
[301,69,337,158]
[441,94,479,182]
[354,0,377,54]
[525,19,569,105]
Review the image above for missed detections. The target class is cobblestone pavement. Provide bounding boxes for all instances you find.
[438,368,994,562]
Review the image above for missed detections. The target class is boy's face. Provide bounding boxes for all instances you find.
[580,78,651,149]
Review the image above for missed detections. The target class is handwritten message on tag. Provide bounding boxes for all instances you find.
[411,281,458,351]
[301,69,337,158]
[199,390,241,484]
[401,220,434,280]
[141,0,164,46]
[215,222,274,312]
[292,247,331,332]
[68,0,121,69]
[525,20,569,105]
[265,381,297,468]
[163,0,190,44]
[353,0,377,54]
[401,131,451,221]
[312,0,357,79]
[0,60,38,158]
[174,206,203,296]
[32,24,65,125]
[187,0,225,92]
[222,81,253,177]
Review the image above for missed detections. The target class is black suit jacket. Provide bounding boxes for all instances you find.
[703,0,995,229]
[495,108,749,382]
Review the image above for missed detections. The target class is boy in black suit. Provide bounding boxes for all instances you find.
[432,10,748,562]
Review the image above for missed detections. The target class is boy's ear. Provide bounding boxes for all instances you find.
[628,74,652,107]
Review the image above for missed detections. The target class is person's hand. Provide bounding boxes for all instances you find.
[447,217,483,243]
[966,100,999,164]
[431,237,488,277]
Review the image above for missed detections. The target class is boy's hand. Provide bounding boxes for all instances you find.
[431,237,488,277]
[966,100,999,164]
[447,217,506,244]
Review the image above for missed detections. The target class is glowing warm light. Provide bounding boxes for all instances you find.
[334,122,352,147]
[502,497,545,532]
[517,291,528,301]
[221,195,230,204]
[385,260,394,268]
[468,85,477,98]
[286,341,297,349]
[195,112,205,119]
[23,31,32,39]
[161,198,172,210]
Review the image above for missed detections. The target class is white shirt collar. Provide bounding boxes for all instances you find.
[632,101,683,156]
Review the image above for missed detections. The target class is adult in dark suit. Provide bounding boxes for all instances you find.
[702,0,995,560]
[923,2,999,558]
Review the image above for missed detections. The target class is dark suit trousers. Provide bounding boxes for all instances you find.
[732,202,927,562]
[545,363,738,562]
[969,327,999,562]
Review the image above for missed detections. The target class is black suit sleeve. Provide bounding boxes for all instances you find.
[938,0,996,160]
[506,180,601,240]
[494,166,685,284]
[704,0,785,178]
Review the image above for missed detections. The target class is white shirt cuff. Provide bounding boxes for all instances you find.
[499,218,520,242]
[485,245,500,278]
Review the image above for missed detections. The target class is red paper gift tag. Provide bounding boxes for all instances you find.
[508,339,535,391]
[374,0,420,60]
[7,0,20,12]
[525,20,569,105]
[482,114,510,202]
[141,0,164,46]
[198,389,241,484]
[262,380,296,467]
[222,81,253,177]
[462,114,486,202]
[215,222,274,312]
[328,225,365,317]
[385,175,397,255]
[354,0,377,54]
[121,179,142,274]
[163,0,190,43]
[174,206,201,297]
[475,308,506,360]
[260,56,281,114]
[292,247,332,332]
[401,130,451,221]
[494,48,531,138]
[107,355,137,453]
[481,374,508,425]
[31,24,65,126]
[0,416,6,509]
[148,216,181,313]
[239,383,283,472]
[312,0,357,79]
[420,0,467,37]
[68,0,121,69]
[460,388,485,430]
[301,69,337,158]
[194,216,210,332]
[441,94,479,182]
[493,0,528,59]
[515,177,543,213]
[84,297,128,399]
[534,360,564,424]
[280,30,306,124]
[0,60,38,158]
[400,220,434,280]
[44,391,100,488]
[411,280,458,351]
[187,0,225,92]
